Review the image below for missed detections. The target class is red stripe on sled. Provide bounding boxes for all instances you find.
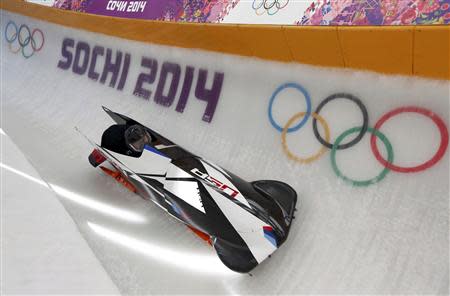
[100,166,137,193]
[187,226,211,246]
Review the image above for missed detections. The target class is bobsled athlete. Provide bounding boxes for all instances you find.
[124,124,153,154]
[100,124,153,157]
[86,107,298,273]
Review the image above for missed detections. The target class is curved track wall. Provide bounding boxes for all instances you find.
[1,3,449,295]
[2,0,449,80]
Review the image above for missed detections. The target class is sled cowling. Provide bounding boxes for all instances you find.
[252,180,298,235]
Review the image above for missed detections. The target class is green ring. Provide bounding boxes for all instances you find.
[21,44,34,59]
[331,127,394,187]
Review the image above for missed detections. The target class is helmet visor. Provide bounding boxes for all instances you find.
[125,125,150,153]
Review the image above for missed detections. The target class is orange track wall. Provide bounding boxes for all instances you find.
[2,0,449,80]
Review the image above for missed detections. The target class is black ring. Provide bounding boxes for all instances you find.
[18,24,31,47]
[264,0,277,9]
[312,93,369,150]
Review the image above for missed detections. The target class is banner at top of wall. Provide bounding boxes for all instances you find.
[27,0,450,25]
[50,0,239,22]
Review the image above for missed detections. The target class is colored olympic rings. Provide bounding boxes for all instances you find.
[268,82,449,187]
[370,106,449,173]
[268,82,312,133]
[18,24,31,47]
[313,93,369,150]
[252,0,289,15]
[331,127,393,187]
[282,112,330,164]
[5,20,44,58]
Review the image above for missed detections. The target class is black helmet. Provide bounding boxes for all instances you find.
[124,124,151,153]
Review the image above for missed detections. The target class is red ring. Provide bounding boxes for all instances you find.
[31,28,45,51]
[370,106,449,173]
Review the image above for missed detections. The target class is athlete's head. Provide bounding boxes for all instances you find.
[124,124,152,153]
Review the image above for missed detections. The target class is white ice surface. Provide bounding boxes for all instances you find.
[1,10,449,294]
[0,130,119,294]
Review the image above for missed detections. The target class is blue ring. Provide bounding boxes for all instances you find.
[252,0,264,10]
[5,21,18,43]
[268,82,312,133]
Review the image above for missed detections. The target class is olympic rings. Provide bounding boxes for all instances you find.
[267,82,449,187]
[5,21,18,43]
[31,29,45,51]
[268,82,312,133]
[4,20,44,59]
[370,106,449,173]
[252,0,265,9]
[313,93,369,150]
[331,127,394,187]
[252,0,289,15]
[282,112,330,164]
[264,0,277,9]
[8,42,21,54]
[18,24,31,47]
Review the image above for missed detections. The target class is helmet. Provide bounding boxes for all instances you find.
[124,124,151,153]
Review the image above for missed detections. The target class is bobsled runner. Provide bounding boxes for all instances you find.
[86,107,298,273]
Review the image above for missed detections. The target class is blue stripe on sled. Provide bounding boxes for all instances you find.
[264,233,277,247]
[144,145,169,158]
[263,228,277,247]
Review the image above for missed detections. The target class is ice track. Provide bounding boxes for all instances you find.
[1,10,449,294]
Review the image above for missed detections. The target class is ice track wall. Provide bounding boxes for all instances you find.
[2,0,450,80]
[1,6,449,295]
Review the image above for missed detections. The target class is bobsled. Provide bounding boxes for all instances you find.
[86,107,298,273]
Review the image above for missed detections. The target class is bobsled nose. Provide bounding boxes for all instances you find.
[252,180,298,227]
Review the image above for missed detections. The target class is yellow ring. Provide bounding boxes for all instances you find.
[8,41,21,54]
[281,112,331,164]
[255,6,266,15]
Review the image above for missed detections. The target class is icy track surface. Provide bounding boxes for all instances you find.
[2,11,449,294]
[1,130,120,294]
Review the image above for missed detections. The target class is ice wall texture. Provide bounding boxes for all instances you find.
[1,11,449,294]
[50,0,450,25]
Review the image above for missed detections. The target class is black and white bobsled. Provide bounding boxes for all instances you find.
[86,107,298,273]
